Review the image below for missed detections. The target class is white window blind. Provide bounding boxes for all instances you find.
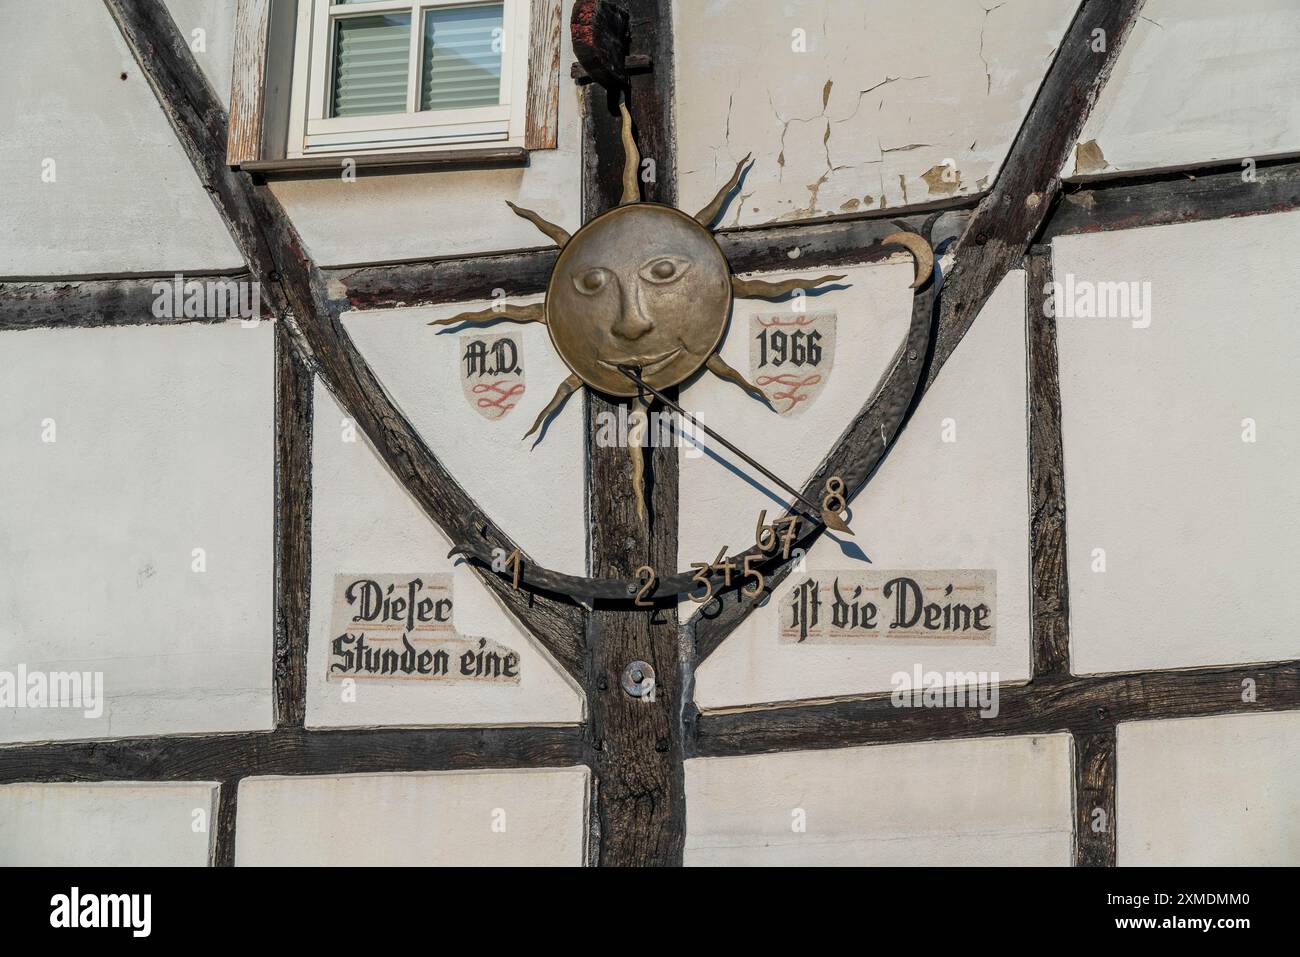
[293,0,529,157]
[331,13,412,118]
[420,4,505,112]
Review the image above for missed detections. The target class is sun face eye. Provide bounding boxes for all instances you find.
[639,256,691,285]
[573,267,612,295]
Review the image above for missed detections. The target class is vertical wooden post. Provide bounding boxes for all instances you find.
[274,321,313,728]
[579,0,685,866]
[212,777,240,867]
[1027,245,1072,678]
[1074,726,1118,866]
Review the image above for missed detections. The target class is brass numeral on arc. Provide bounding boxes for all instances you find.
[819,475,853,534]
[756,509,802,559]
[741,553,765,598]
[506,548,522,589]
[634,565,657,607]
[689,562,716,603]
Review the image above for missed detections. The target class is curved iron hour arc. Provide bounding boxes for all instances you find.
[450,228,940,605]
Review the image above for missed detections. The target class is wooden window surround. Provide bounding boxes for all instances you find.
[227,0,563,177]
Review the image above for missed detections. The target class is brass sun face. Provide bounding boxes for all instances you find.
[546,203,732,397]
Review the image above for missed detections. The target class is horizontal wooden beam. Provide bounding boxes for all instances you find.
[0,272,266,331]
[9,158,1298,326]
[326,201,974,313]
[323,247,559,313]
[1043,154,1300,241]
[691,660,1300,759]
[0,726,589,784]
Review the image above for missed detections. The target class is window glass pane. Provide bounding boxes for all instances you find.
[420,4,504,112]
[331,13,411,118]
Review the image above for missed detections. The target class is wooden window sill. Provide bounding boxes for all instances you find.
[234,147,530,180]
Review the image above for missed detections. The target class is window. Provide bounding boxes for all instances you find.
[286,0,531,157]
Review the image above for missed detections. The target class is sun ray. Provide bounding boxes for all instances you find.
[506,200,571,247]
[628,394,649,522]
[523,372,582,439]
[428,302,546,328]
[705,353,770,405]
[880,230,935,289]
[618,98,641,205]
[694,153,752,227]
[730,274,846,299]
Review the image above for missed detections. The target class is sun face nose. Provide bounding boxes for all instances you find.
[610,274,655,341]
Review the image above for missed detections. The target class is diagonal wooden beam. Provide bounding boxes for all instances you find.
[926,0,1145,387]
[689,0,1146,662]
[101,0,586,681]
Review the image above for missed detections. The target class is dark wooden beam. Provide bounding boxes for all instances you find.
[1046,154,1300,241]
[580,0,685,867]
[1027,246,1071,677]
[212,778,239,867]
[1073,726,1117,866]
[0,726,589,784]
[691,661,1300,758]
[15,155,1299,327]
[273,322,312,727]
[323,247,559,313]
[717,203,972,275]
[102,0,587,681]
[926,0,1145,388]
[0,272,264,331]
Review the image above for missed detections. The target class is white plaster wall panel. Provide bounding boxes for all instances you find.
[0,782,218,866]
[674,0,1077,227]
[341,298,585,574]
[0,323,274,742]
[164,0,235,109]
[0,1,242,276]
[235,767,588,865]
[1117,710,1300,866]
[270,1,583,265]
[307,380,583,728]
[685,734,1072,865]
[1070,0,1300,178]
[689,270,1030,709]
[1055,213,1300,675]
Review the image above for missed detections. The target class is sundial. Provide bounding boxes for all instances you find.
[438,90,935,605]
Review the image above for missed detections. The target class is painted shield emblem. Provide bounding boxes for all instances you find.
[749,311,836,415]
[460,332,526,420]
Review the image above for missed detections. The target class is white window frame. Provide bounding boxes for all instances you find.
[286,0,531,157]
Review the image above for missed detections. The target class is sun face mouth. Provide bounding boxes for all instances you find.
[598,347,682,376]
